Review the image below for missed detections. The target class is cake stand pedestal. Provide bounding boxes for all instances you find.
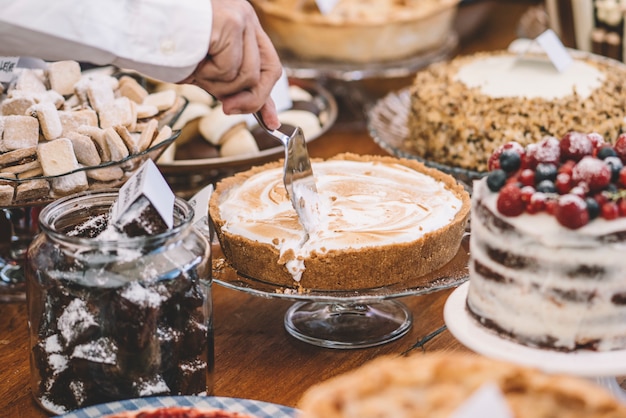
[284,300,412,349]
[444,282,626,402]
[214,234,470,349]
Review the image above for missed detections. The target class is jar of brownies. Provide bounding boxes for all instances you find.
[25,190,213,415]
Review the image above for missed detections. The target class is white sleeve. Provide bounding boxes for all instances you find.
[0,0,213,82]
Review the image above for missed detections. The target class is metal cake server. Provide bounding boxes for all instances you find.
[254,112,319,239]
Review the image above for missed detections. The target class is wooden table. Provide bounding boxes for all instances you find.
[0,2,551,416]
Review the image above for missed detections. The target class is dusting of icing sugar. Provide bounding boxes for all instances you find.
[71,337,117,364]
[121,281,165,307]
[44,335,62,353]
[57,299,97,345]
[572,156,610,182]
[134,375,170,396]
[48,354,68,375]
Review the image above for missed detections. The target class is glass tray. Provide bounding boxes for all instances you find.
[367,87,486,188]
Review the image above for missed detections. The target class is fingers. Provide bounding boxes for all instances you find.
[187,0,283,119]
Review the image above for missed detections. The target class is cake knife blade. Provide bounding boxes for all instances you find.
[254,112,319,240]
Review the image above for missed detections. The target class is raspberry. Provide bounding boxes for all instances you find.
[519,169,535,186]
[525,136,560,168]
[555,172,572,194]
[620,166,626,187]
[555,194,589,229]
[572,156,611,192]
[560,131,593,162]
[488,142,524,171]
[496,184,525,216]
[527,192,546,214]
[619,199,626,217]
[587,132,606,149]
[602,201,619,220]
[614,133,626,164]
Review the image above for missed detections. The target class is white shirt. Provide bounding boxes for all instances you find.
[0,0,213,82]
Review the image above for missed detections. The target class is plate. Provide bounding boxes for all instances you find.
[213,233,470,302]
[367,87,485,187]
[54,396,297,418]
[157,80,338,196]
[444,282,626,377]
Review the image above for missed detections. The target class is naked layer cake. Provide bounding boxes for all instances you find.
[406,50,626,173]
[298,353,626,418]
[468,131,626,351]
[209,153,470,291]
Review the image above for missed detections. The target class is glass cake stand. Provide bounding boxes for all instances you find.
[444,282,626,402]
[213,234,470,349]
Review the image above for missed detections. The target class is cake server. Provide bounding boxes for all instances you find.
[254,112,319,239]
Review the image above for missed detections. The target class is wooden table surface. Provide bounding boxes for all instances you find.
[0,2,556,416]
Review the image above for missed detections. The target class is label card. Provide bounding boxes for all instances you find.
[535,29,574,72]
[0,56,19,83]
[450,383,515,418]
[112,159,175,229]
[271,69,293,113]
[316,0,339,15]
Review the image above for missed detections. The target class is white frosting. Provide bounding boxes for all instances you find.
[468,179,626,351]
[218,160,463,281]
[455,55,604,100]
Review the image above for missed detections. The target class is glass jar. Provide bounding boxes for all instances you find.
[25,190,213,415]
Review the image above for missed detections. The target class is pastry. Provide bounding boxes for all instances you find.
[298,353,626,418]
[406,50,626,173]
[210,153,470,290]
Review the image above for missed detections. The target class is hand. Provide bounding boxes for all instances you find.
[182,0,282,130]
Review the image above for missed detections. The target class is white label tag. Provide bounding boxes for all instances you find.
[535,29,573,72]
[271,69,293,113]
[316,0,339,14]
[450,383,514,418]
[112,159,175,229]
[0,56,19,83]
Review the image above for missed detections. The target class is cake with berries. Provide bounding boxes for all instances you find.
[209,153,470,291]
[407,50,626,173]
[468,131,626,351]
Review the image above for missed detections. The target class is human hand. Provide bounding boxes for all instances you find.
[182,0,282,130]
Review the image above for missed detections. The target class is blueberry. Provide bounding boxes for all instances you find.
[604,156,623,182]
[536,179,557,193]
[597,146,618,160]
[486,169,507,192]
[535,163,558,183]
[585,197,600,219]
[499,150,521,173]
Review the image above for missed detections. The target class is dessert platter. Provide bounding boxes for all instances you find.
[55,396,297,418]
[368,41,626,186]
[210,153,471,349]
[0,60,183,302]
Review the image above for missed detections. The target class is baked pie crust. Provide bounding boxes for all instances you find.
[209,153,470,291]
[251,0,460,63]
[298,353,626,418]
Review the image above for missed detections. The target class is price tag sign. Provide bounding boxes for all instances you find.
[111,159,175,229]
[0,56,19,83]
[535,29,573,73]
[316,0,339,15]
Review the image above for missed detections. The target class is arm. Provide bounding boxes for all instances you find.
[0,0,212,83]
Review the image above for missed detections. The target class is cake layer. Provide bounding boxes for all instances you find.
[210,153,470,290]
[468,179,626,351]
